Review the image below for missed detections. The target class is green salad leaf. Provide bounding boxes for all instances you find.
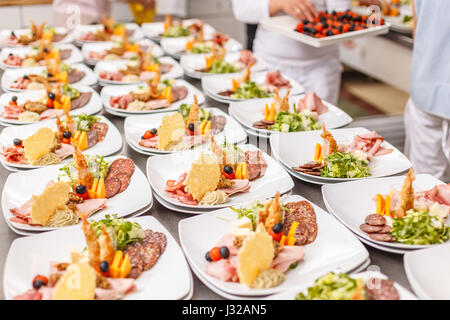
[231,81,272,99]
[230,201,265,230]
[163,25,190,37]
[391,209,450,245]
[60,62,72,73]
[189,42,212,54]
[295,272,364,300]
[320,152,371,178]
[58,155,111,184]
[73,113,99,131]
[208,59,239,74]
[178,103,211,122]
[61,84,80,100]
[90,214,145,251]
[269,110,321,132]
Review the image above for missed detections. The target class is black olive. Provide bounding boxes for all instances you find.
[48,92,56,100]
[99,261,109,273]
[23,75,29,80]
[33,280,46,290]
[338,26,343,33]
[309,28,317,34]
[43,48,49,53]
[8,53,13,56]
[63,131,72,139]
[141,135,146,139]
[272,222,283,234]
[349,26,354,32]
[302,26,309,33]
[188,123,195,132]
[302,19,309,24]
[326,30,334,36]
[75,184,87,195]
[205,251,212,262]
[219,246,229,259]
[47,72,53,77]
[223,165,233,174]
[11,95,17,102]
[11,31,15,36]
[322,23,329,29]
[332,10,336,15]
[150,128,157,135]
[13,138,22,146]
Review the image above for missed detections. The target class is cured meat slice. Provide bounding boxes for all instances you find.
[365,278,400,300]
[75,198,107,216]
[206,259,238,282]
[210,115,227,135]
[244,150,267,181]
[283,201,318,245]
[219,179,250,196]
[271,245,305,273]
[104,176,121,198]
[70,92,92,110]
[67,69,85,84]
[171,86,188,102]
[159,63,173,74]
[360,223,383,233]
[104,158,135,196]
[40,108,64,120]
[90,122,108,142]
[54,143,75,160]
[146,99,170,110]
[365,214,386,226]
[60,49,72,60]
[52,33,68,42]
[94,278,136,300]
[138,136,158,148]
[368,233,395,242]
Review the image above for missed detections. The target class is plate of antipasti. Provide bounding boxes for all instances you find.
[322,169,450,254]
[101,74,204,116]
[124,95,246,155]
[0,113,122,170]
[4,215,192,300]
[230,90,352,138]
[147,136,294,211]
[0,84,101,125]
[2,151,151,233]
[270,125,412,185]
[202,66,305,104]
[178,193,369,296]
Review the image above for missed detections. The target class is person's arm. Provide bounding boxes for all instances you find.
[232,0,318,24]
[412,0,417,37]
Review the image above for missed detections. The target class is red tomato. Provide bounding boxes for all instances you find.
[61,137,71,144]
[209,247,222,261]
[342,24,351,33]
[144,130,156,139]
[269,229,283,242]
[46,99,54,108]
[223,171,235,180]
[76,190,89,200]
[296,22,304,32]
[9,101,17,106]
[315,24,324,33]
[32,275,48,286]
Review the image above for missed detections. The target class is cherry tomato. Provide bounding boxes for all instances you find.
[32,275,48,289]
[46,99,54,108]
[223,171,235,180]
[61,137,71,144]
[269,229,283,242]
[209,247,222,261]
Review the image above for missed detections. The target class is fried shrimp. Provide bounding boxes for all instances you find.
[99,226,115,264]
[185,95,199,128]
[241,65,251,83]
[264,192,281,232]
[396,168,415,218]
[321,124,338,155]
[81,214,101,268]
[210,136,225,164]
[73,146,94,189]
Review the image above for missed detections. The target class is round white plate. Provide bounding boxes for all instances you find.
[0,27,74,48]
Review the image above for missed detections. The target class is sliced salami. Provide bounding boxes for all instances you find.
[368,233,395,242]
[365,278,400,300]
[284,201,318,245]
[71,92,92,110]
[360,223,383,233]
[108,158,135,177]
[104,176,121,198]
[365,214,386,226]
[68,69,86,84]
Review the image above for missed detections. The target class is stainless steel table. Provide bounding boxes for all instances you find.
[0,76,411,300]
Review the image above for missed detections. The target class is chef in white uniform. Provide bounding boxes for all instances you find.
[231,0,350,105]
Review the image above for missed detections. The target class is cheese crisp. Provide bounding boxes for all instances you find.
[238,223,274,286]
[31,181,71,226]
[157,113,186,151]
[184,153,220,201]
[23,127,57,164]
[53,262,96,300]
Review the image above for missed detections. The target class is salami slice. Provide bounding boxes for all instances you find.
[284,201,318,245]
[368,233,395,242]
[71,92,92,110]
[104,176,121,198]
[108,158,135,177]
[115,171,131,193]
[60,49,72,60]
[365,278,400,300]
[360,224,383,233]
[68,69,86,84]
[365,214,386,226]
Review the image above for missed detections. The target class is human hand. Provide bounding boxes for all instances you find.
[281,0,319,22]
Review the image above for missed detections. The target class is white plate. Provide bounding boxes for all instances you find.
[0,85,102,125]
[179,194,369,296]
[94,56,184,86]
[260,15,390,48]
[355,232,415,255]
[1,63,97,92]
[147,144,294,209]
[270,127,412,184]
[404,244,450,299]
[3,215,191,300]
[161,37,243,59]
[230,95,352,136]
[322,174,449,250]
[73,23,144,46]
[0,27,74,48]
[180,52,268,80]
[153,192,215,214]
[201,71,305,103]
[0,44,83,70]
[268,270,417,300]
[101,80,205,115]
[0,115,122,170]
[124,107,247,155]
[82,39,164,66]
[142,19,216,42]
[2,155,152,232]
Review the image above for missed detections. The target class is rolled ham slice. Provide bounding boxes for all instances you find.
[271,245,305,273]
[54,143,75,160]
[219,179,250,196]
[94,278,136,300]
[40,108,64,120]
[206,259,238,282]
[75,198,107,217]
[138,136,158,148]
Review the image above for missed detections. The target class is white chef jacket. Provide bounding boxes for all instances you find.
[231,0,350,104]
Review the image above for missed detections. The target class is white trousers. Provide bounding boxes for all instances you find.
[404,98,450,182]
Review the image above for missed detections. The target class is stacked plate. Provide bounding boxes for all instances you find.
[178,194,370,299]
[0,44,83,70]
[101,80,205,117]
[322,174,450,254]
[82,39,164,66]
[270,127,412,185]
[1,63,97,92]
[201,71,305,104]
[146,144,295,214]
[229,95,352,138]
[124,107,247,156]
[3,216,193,300]
[180,52,268,80]
[1,155,153,236]
[94,57,184,86]
[161,36,243,60]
